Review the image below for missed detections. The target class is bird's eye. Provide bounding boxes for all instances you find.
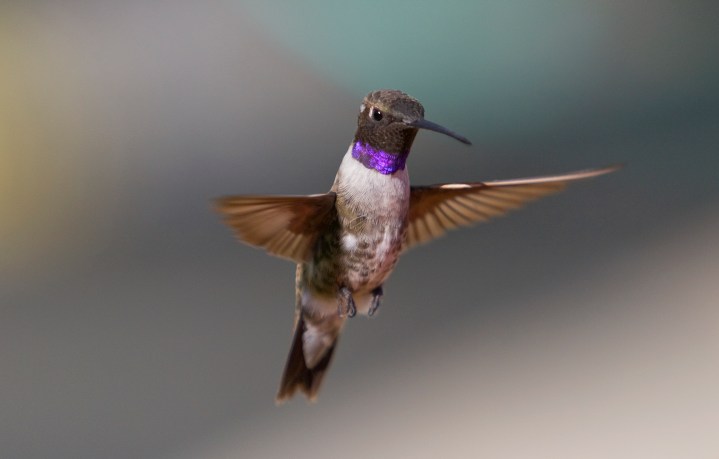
[369,107,383,121]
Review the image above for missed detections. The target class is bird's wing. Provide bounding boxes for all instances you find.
[404,165,620,250]
[215,192,337,263]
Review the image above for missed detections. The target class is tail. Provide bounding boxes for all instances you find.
[276,312,342,403]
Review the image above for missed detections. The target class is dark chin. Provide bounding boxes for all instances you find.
[400,127,419,151]
[353,125,419,155]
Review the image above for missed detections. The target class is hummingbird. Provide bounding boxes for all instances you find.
[215,89,618,403]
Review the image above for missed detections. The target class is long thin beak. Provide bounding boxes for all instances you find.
[405,118,471,145]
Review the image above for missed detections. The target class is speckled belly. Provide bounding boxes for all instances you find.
[328,146,411,294]
[340,225,406,292]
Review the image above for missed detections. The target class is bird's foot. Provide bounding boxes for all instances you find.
[368,286,383,317]
[338,286,356,318]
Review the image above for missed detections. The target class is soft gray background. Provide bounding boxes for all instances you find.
[1,1,718,458]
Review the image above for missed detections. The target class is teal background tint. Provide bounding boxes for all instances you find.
[1,1,718,458]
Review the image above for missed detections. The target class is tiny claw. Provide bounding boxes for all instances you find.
[368,286,383,317]
[338,286,356,318]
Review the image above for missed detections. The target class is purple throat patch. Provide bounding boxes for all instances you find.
[351,142,408,175]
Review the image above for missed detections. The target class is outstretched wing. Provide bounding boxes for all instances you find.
[405,165,620,250]
[215,192,337,263]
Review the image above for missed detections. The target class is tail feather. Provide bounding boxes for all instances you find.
[276,314,339,403]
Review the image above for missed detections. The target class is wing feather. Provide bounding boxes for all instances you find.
[215,193,337,263]
[404,165,620,250]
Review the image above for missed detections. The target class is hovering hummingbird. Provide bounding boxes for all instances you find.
[216,89,618,403]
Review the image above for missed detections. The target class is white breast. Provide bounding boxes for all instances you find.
[334,145,410,291]
[335,145,410,211]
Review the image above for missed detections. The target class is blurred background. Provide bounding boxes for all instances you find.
[1,1,718,458]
